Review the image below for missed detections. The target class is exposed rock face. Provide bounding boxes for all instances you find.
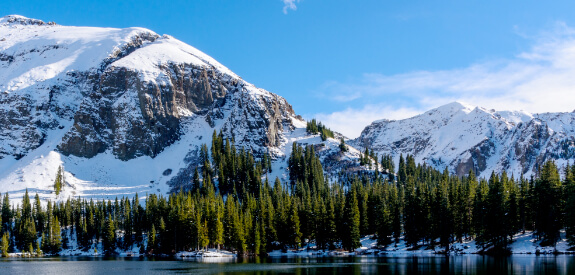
[353,102,575,178]
[1,15,365,201]
[57,64,231,160]
[0,15,298,164]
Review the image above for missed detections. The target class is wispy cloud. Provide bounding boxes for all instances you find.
[315,22,575,138]
[282,0,300,14]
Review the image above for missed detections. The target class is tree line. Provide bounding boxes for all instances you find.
[1,132,575,256]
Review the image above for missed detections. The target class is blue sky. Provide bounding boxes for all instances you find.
[4,1,575,137]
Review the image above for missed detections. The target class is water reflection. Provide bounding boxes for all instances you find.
[0,255,574,274]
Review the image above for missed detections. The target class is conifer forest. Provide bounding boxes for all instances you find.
[2,130,575,256]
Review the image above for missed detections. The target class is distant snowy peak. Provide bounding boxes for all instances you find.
[412,101,534,127]
[0,14,57,26]
[354,102,575,178]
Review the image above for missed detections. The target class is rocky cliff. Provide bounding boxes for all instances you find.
[0,15,309,200]
[353,102,575,178]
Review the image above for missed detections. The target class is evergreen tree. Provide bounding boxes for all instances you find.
[148,224,157,253]
[198,219,209,251]
[54,166,64,195]
[473,178,489,248]
[339,138,348,152]
[534,161,563,245]
[288,200,302,249]
[565,164,575,244]
[103,217,116,254]
[1,232,8,257]
[342,186,361,251]
[398,154,407,184]
[1,193,11,233]
[42,214,62,254]
[436,178,453,250]
[484,173,509,251]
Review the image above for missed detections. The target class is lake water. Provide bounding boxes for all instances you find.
[0,255,574,274]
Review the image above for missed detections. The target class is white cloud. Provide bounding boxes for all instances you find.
[315,22,575,138]
[282,0,300,14]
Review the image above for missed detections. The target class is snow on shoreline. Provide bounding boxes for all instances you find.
[268,231,575,257]
[3,226,573,259]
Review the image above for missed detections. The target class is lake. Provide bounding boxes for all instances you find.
[0,255,574,274]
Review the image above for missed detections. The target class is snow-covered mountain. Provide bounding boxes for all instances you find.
[353,101,575,178]
[0,15,369,202]
[5,15,574,203]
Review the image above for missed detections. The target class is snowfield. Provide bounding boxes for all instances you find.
[354,101,575,179]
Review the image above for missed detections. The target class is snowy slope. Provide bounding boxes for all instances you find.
[0,15,373,204]
[0,15,282,202]
[353,102,575,178]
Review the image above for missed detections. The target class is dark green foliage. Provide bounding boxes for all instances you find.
[287,143,325,193]
[398,154,407,184]
[306,119,334,141]
[1,232,8,257]
[5,140,575,256]
[54,166,64,195]
[41,214,61,254]
[102,217,116,253]
[342,185,361,251]
[565,163,575,244]
[534,161,563,245]
[339,138,348,152]
[148,224,156,253]
[1,193,11,234]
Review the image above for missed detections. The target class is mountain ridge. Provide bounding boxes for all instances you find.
[353,101,575,178]
[3,15,575,203]
[0,15,369,202]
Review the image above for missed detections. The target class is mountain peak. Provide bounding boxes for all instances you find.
[355,101,575,178]
[432,101,475,114]
[0,15,56,26]
[0,16,304,202]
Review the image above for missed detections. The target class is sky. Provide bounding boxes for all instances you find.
[3,1,575,137]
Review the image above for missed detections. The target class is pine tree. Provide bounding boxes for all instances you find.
[1,232,9,257]
[1,193,11,233]
[565,164,575,244]
[473,178,489,248]
[54,166,64,195]
[342,187,361,251]
[103,217,116,254]
[18,213,36,251]
[148,224,157,253]
[398,154,407,185]
[158,217,166,253]
[213,205,224,250]
[193,168,201,193]
[288,199,301,249]
[534,161,562,245]
[436,178,453,251]
[253,221,261,255]
[198,220,209,251]
[43,215,62,254]
[376,189,393,246]
[339,138,348,152]
[35,238,42,256]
